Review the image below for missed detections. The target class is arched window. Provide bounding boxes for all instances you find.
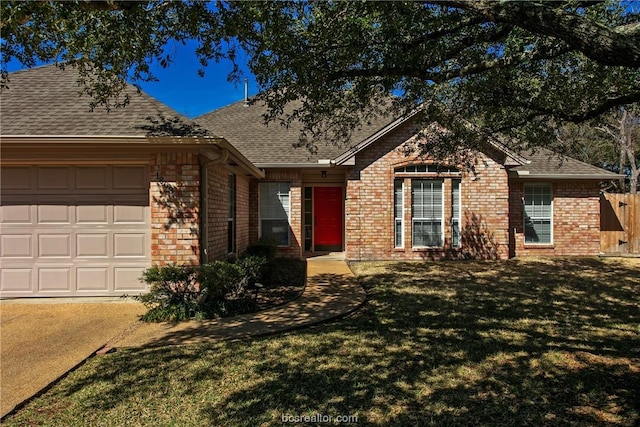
[394,164,459,174]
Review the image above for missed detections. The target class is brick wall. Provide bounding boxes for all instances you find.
[248,170,303,258]
[509,180,601,256]
[204,165,253,261]
[345,120,511,261]
[463,156,511,260]
[236,173,251,255]
[249,179,259,246]
[148,152,257,265]
[205,164,228,261]
[145,133,601,264]
[150,152,200,265]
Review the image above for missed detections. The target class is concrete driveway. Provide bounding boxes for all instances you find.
[0,301,145,418]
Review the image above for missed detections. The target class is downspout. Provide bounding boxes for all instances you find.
[200,148,229,264]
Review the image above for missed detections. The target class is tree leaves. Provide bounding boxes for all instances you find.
[2,0,639,155]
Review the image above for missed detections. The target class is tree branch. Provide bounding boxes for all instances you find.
[432,0,640,68]
[510,91,640,123]
[401,15,488,50]
[307,15,488,53]
[328,45,570,83]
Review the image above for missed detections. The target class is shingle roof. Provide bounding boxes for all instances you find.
[8,64,617,180]
[0,64,210,137]
[512,148,622,179]
[197,100,619,180]
[195,99,396,165]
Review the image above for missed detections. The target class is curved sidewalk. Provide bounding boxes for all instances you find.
[109,259,366,349]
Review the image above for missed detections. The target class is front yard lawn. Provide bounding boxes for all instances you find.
[4,257,639,426]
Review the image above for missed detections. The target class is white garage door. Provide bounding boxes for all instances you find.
[0,165,151,297]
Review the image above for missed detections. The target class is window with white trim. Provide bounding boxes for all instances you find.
[394,179,404,248]
[412,179,444,247]
[524,184,552,244]
[396,165,459,174]
[259,182,291,246]
[452,179,461,248]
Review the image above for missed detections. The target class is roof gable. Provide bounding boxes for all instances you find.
[197,100,532,169]
[195,99,396,165]
[333,109,529,167]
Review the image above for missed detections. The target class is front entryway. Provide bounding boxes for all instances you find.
[310,186,343,252]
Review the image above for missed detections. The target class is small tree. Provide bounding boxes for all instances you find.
[596,107,640,193]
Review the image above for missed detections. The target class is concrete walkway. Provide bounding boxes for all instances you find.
[110,259,366,348]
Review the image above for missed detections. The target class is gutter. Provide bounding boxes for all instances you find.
[214,139,265,179]
[0,135,227,145]
[2,134,265,179]
[253,162,339,169]
[512,171,625,180]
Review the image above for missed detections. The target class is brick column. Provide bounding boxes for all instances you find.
[150,152,201,266]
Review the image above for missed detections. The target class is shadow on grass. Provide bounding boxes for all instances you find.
[4,258,639,426]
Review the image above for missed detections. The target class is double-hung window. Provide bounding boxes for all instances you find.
[259,182,291,246]
[524,184,553,244]
[451,179,461,247]
[412,179,443,247]
[394,179,404,248]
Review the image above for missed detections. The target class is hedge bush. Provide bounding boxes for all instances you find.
[242,237,278,260]
[134,264,201,322]
[134,248,305,322]
[134,257,267,322]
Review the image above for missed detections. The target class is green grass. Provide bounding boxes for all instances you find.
[4,257,639,426]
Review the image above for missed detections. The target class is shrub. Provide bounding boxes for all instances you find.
[198,258,266,318]
[236,255,268,285]
[134,264,200,322]
[243,237,278,260]
[134,254,301,322]
[198,261,242,301]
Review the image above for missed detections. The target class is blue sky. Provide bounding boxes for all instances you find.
[6,39,258,119]
[133,39,259,118]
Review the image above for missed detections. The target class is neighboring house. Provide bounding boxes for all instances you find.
[0,65,621,298]
[0,65,263,298]
[196,100,621,261]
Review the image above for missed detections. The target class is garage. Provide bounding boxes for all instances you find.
[0,165,150,297]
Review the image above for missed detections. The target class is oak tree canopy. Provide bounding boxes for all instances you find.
[2,0,639,154]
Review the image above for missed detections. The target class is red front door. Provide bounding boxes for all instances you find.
[313,187,343,250]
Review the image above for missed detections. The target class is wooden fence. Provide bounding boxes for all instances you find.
[600,193,640,255]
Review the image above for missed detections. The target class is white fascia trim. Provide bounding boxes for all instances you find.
[254,163,336,169]
[0,135,227,145]
[2,134,265,179]
[515,171,625,180]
